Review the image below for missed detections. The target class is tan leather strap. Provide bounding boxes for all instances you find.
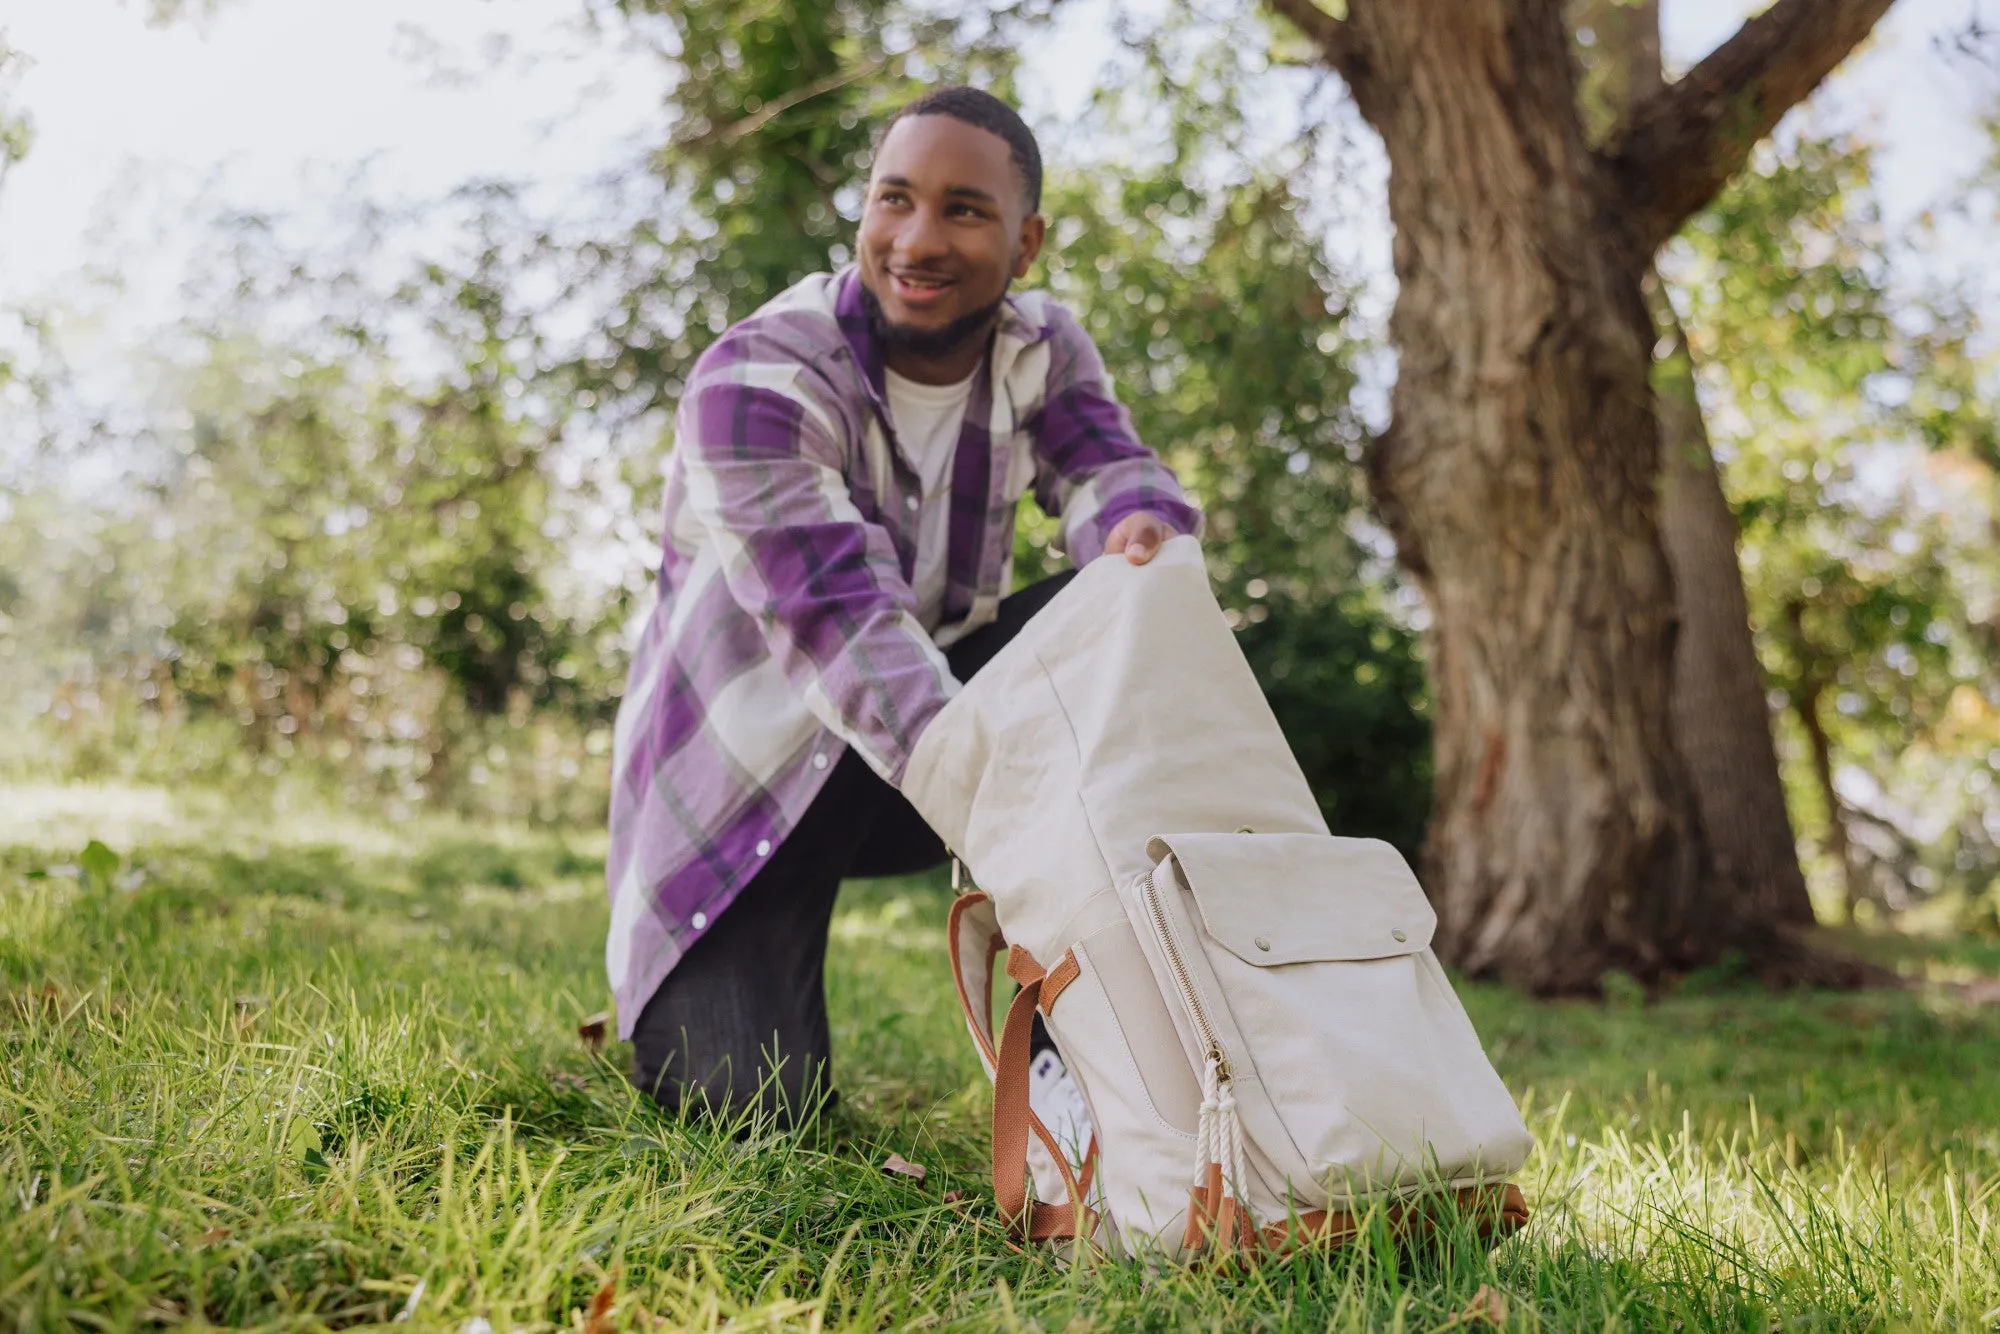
[1006,943,1045,985]
[1038,950,1079,1016]
[947,891,1003,1073]
[951,892,1097,1244]
[1191,1181,1531,1262]
[1183,1162,1224,1252]
[991,974,1093,1241]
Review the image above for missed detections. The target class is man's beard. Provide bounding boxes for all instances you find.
[859,278,1008,361]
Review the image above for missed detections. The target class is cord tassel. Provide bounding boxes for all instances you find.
[1216,1073,1250,1252]
[1184,1053,1255,1256]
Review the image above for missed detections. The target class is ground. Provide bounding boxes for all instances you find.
[3,785,1999,1331]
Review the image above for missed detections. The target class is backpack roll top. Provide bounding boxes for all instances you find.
[1135,833,1535,1216]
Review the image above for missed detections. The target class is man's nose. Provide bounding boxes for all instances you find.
[896,205,950,263]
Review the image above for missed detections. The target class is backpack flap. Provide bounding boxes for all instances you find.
[1139,830,1533,1211]
[1146,832,1437,967]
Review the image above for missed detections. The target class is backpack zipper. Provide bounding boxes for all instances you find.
[1140,868,1230,1082]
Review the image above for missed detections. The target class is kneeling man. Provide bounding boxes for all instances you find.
[606,86,1202,1123]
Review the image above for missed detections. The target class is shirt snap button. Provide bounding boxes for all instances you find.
[1254,936,1272,952]
[691,912,708,930]
[904,495,919,511]
[1391,928,1408,943]
[812,752,829,770]
[756,839,772,857]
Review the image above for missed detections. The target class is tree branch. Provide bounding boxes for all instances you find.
[1263,0,1365,85]
[1604,0,1896,254]
[672,57,891,152]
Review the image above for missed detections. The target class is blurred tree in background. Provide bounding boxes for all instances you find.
[1674,128,2000,925]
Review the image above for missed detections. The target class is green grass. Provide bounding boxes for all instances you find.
[4,787,2000,1331]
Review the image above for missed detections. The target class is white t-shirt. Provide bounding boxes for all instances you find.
[884,365,979,632]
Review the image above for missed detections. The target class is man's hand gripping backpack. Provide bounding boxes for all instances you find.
[902,537,1534,1261]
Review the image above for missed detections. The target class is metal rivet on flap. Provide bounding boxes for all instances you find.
[1391,928,1408,943]
[1254,936,1271,952]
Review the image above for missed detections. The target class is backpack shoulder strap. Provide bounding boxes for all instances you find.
[949,888,1096,1243]
[992,959,1092,1241]
[947,889,1005,1077]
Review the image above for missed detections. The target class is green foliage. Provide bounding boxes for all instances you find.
[0,304,618,821]
[563,0,1038,425]
[1672,128,2000,921]
[4,802,1999,1328]
[1237,598,1432,857]
[4,0,1437,849]
[76,838,119,892]
[1019,162,1432,851]
[0,34,30,191]
[1014,12,1432,854]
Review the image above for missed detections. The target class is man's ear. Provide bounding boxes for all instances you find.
[1013,213,1047,279]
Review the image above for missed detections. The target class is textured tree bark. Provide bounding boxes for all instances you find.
[1587,0,1816,929]
[1651,295,1817,927]
[1786,600,1866,922]
[1258,0,1896,987]
[1337,1,1701,987]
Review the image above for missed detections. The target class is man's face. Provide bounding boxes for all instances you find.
[857,114,1045,362]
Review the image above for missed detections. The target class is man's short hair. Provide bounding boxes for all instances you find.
[880,85,1043,214]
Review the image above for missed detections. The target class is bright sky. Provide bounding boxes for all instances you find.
[0,0,1993,375]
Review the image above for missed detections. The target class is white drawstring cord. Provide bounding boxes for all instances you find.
[1217,1075,1250,1229]
[1191,1053,1253,1249]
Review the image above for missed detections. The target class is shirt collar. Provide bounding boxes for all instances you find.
[834,266,1050,415]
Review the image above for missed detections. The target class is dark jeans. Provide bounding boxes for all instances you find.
[629,570,1077,1126]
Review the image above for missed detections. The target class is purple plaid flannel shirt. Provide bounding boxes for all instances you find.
[605,268,1201,1034]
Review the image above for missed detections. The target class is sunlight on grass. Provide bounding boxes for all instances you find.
[3,800,1998,1330]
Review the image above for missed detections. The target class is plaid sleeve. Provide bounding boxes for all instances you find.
[1029,301,1204,561]
[675,346,956,783]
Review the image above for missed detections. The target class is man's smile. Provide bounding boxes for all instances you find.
[888,270,957,307]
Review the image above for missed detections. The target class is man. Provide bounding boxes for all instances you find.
[606,85,1202,1124]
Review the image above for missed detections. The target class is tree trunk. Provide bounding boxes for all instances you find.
[1339,2,1710,988]
[1786,600,1865,922]
[1651,295,1817,927]
[1583,0,1817,930]
[1264,0,1896,989]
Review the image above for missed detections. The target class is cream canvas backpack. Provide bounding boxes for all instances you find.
[901,536,1534,1260]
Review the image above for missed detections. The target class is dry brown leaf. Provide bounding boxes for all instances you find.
[578,1012,610,1054]
[942,1188,966,1204]
[196,1227,231,1246]
[583,1277,618,1334]
[882,1152,927,1182]
[1444,1284,1509,1327]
